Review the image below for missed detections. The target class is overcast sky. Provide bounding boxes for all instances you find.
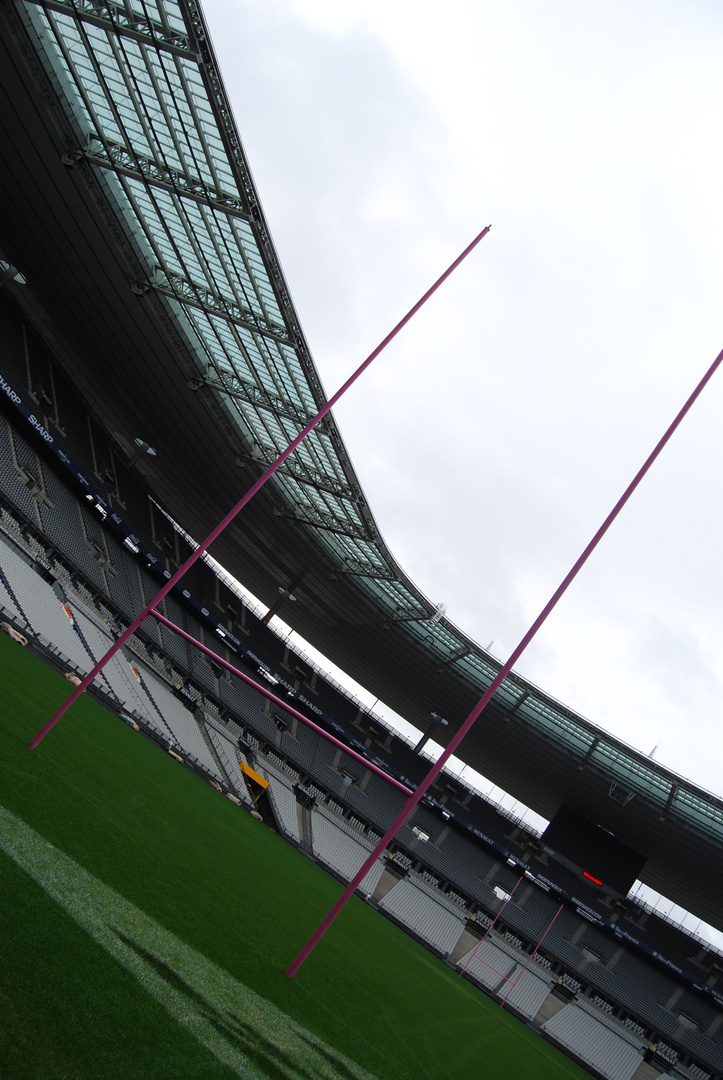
[200,0,723,812]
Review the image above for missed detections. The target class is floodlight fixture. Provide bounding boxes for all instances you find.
[127,438,157,467]
[0,262,27,288]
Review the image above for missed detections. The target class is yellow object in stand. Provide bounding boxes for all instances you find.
[239,761,269,789]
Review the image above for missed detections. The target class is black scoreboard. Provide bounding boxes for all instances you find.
[542,805,647,896]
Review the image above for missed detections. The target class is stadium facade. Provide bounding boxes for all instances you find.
[1,1,723,1076]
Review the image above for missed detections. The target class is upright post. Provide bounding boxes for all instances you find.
[285,344,723,977]
[29,226,492,749]
[499,902,564,1009]
[149,609,412,796]
[459,874,524,979]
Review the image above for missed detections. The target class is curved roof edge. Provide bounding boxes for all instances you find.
[1,0,721,927]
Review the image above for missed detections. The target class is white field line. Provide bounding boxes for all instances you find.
[0,804,378,1080]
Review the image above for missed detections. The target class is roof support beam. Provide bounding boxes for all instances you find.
[201,371,314,427]
[577,736,599,768]
[150,269,289,344]
[437,647,471,673]
[233,442,354,500]
[330,566,396,582]
[505,691,530,722]
[79,141,250,222]
[660,783,679,822]
[274,506,371,542]
[383,610,432,629]
[263,464,354,502]
[31,0,195,58]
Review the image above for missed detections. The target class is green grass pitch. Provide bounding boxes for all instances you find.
[0,633,592,1079]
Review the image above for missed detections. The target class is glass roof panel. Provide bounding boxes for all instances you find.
[17,0,723,838]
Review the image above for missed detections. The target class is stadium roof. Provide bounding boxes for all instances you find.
[2,0,723,931]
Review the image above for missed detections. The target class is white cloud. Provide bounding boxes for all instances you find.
[202,0,723,799]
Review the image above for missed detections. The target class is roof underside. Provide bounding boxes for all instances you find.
[2,0,723,931]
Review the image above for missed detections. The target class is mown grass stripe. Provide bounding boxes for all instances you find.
[0,804,377,1080]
